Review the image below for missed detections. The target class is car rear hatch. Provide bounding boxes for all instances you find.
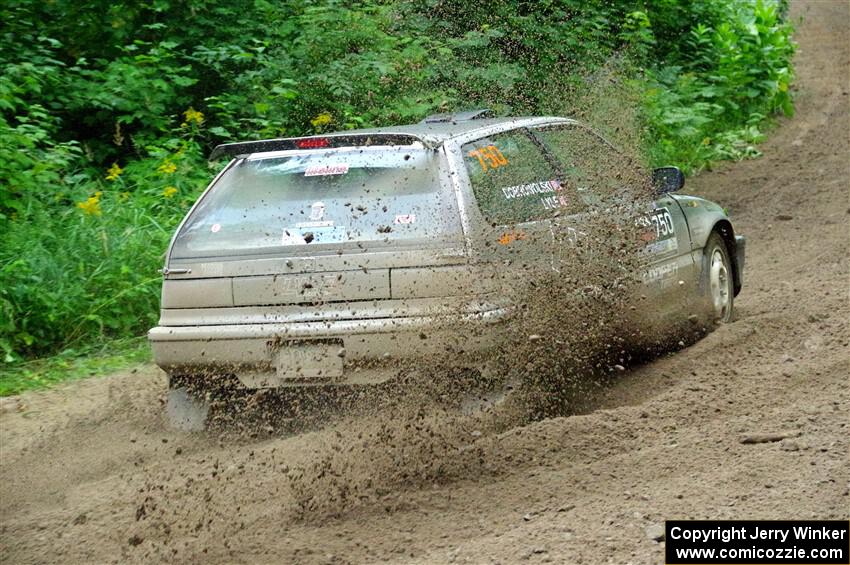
[160,140,494,316]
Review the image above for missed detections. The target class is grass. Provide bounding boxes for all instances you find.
[0,337,151,396]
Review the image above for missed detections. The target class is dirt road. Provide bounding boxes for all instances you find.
[1,1,847,563]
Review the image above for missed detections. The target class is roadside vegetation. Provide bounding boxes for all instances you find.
[0,338,149,396]
[0,0,794,394]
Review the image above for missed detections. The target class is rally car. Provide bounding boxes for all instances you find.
[149,111,745,429]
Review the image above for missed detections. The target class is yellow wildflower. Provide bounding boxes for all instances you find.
[106,163,123,181]
[119,191,130,201]
[182,107,204,127]
[310,112,332,128]
[76,192,103,216]
[162,186,178,198]
[158,161,177,174]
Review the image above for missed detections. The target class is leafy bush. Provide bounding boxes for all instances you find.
[0,0,794,365]
[641,0,795,171]
[0,137,210,361]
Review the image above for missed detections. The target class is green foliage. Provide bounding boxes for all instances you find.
[0,0,795,372]
[641,0,795,172]
[0,337,150,396]
[71,40,198,135]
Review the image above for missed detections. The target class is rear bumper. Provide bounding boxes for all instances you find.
[148,307,508,387]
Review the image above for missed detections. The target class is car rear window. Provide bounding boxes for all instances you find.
[171,146,461,259]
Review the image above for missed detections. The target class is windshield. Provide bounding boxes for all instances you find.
[171,146,461,259]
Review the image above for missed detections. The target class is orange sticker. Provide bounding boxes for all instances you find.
[468,145,509,173]
[497,230,526,245]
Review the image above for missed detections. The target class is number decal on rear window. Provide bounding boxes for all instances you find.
[467,145,509,172]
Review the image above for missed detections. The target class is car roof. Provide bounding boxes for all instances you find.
[340,116,575,145]
[210,116,579,160]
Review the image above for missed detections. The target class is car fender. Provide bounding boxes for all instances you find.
[673,194,744,296]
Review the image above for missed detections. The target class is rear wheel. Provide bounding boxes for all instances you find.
[703,232,734,324]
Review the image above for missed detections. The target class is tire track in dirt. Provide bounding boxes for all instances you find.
[1,1,847,563]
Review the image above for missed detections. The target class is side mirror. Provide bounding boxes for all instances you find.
[652,166,685,195]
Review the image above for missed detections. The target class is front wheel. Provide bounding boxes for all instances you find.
[703,232,735,324]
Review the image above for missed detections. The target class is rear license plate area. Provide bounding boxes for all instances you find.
[275,341,343,380]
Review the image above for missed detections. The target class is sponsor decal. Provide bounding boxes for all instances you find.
[541,193,571,210]
[394,214,416,225]
[502,179,561,200]
[309,201,326,220]
[295,220,334,228]
[304,164,349,177]
[642,262,678,285]
[636,207,678,254]
[498,179,570,212]
[646,238,678,255]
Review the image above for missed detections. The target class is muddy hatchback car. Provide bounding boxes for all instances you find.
[150,112,745,429]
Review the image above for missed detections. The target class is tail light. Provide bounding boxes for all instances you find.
[295,138,330,149]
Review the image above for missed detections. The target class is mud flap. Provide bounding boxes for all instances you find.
[733,235,746,295]
[166,387,211,432]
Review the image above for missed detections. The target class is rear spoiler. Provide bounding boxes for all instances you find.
[210,133,432,160]
[420,108,493,124]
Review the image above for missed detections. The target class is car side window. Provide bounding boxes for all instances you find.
[462,130,574,225]
[532,125,629,208]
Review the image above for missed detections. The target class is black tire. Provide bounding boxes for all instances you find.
[701,232,735,325]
